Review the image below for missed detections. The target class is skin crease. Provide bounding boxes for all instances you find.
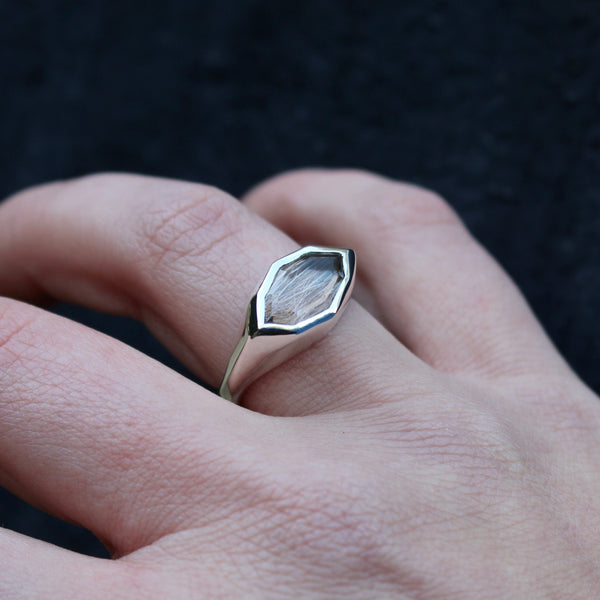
[0,169,599,599]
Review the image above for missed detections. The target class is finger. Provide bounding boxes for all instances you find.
[0,174,426,415]
[0,297,278,556]
[0,529,126,599]
[243,169,572,384]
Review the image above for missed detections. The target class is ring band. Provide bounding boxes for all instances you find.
[219,246,356,403]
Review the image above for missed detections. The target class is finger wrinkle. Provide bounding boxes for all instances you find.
[0,306,39,354]
[136,189,242,272]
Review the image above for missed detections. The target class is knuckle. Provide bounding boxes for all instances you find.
[340,170,458,232]
[260,459,395,574]
[368,184,461,237]
[431,410,527,491]
[135,185,244,269]
[283,168,461,235]
[400,187,459,227]
[380,399,527,489]
[60,173,246,270]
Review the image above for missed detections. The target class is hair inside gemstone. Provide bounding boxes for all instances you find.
[263,253,345,326]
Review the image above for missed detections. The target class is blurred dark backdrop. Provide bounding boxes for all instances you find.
[0,0,599,558]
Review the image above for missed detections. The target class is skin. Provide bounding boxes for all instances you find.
[0,168,599,599]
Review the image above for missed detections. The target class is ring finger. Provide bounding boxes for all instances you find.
[0,173,425,415]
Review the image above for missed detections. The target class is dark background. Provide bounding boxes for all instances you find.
[1,0,599,558]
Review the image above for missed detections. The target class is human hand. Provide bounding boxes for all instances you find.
[0,170,598,599]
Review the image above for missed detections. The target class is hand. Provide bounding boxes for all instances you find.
[0,170,598,599]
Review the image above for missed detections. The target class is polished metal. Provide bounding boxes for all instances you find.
[219,246,356,402]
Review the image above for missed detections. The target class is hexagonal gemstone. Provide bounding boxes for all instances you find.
[264,254,344,325]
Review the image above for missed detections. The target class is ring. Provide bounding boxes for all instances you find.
[219,245,356,403]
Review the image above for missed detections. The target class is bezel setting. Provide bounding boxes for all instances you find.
[250,246,355,337]
[219,245,356,402]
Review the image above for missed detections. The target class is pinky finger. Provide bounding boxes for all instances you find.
[244,169,570,385]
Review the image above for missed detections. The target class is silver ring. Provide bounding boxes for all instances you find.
[219,246,356,403]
